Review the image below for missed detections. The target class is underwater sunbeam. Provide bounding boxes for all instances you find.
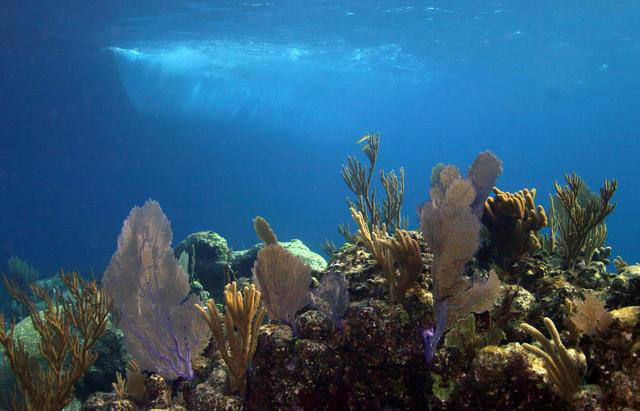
[109,40,431,130]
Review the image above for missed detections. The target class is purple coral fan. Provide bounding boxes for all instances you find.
[311,270,350,331]
[420,326,435,366]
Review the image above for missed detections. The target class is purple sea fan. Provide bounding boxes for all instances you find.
[420,326,435,366]
[252,244,312,335]
[102,199,211,381]
[311,270,350,331]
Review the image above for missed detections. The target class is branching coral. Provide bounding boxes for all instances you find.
[350,207,394,294]
[340,132,407,239]
[482,187,548,267]
[195,282,265,394]
[0,271,111,411]
[378,229,423,302]
[521,317,583,403]
[554,173,617,271]
[350,207,422,303]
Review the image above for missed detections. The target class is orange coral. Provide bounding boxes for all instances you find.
[251,244,311,334]
[378,229,423,303]
[565,293,613,337]
[483,187,548,267]
[0,271,111,411]
[195,282,265,394]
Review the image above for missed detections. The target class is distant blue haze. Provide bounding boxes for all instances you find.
[1,1,639,277]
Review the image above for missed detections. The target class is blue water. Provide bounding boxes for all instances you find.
[1,1,639,276]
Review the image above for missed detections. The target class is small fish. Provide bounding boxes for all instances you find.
[356,134,370,144]
[360,144,370,151]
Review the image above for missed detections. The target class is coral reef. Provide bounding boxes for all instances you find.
[173,230,326,303]
[72,150,636,410]
[84,230,639,411]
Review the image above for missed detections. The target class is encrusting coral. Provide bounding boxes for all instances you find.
[482,187,548,267]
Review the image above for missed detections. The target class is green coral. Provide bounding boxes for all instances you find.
[0,312,46,390]
[553,173,617,271]
[431,373,455,402]
[7,256,39,288]
[339,132,408,239]
[444,314,505,357]
[430,163,446,186]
